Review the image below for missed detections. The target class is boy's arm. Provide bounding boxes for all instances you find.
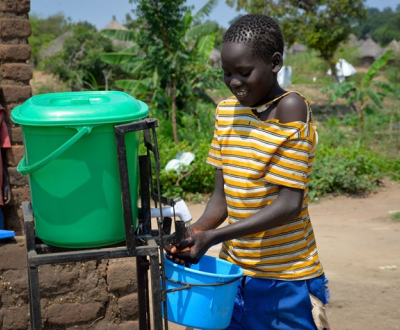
[165,168,227,264]
[175,184,304,263]
[190,168,228,233]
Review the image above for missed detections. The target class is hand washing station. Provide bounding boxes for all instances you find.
[12,91,193,330]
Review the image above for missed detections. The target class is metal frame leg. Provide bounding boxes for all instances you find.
[27,265,42,330]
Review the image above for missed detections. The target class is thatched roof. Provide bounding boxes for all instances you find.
[101,16,128,31]
[287,43,307,54]
[39,31,73,59]
[384,39,400,54]
[359,37,383,59]
[101,16,133,49]
[209,48,221,68]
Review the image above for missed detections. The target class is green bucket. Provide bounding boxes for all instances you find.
[11,91,148,248]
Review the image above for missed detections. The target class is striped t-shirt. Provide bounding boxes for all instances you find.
[206,92,323,280]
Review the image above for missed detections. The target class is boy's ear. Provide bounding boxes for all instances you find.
[271,52,283,73]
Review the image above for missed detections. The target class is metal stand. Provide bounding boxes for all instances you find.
[23,119,179,330]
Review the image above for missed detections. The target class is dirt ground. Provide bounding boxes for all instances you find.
[168,179,400,330]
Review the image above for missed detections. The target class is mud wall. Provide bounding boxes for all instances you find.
[0,238,140,329]
[0,0,32,234]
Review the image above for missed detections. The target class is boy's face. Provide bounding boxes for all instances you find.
[221,42,281,108]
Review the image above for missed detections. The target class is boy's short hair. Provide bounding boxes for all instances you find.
[223,14,284,63]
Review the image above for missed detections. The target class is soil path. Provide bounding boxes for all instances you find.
[169,179,400,330]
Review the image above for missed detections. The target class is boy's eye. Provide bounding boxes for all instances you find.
[240,71,251,77]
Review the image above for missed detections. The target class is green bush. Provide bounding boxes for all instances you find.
[309,143,382,199]
[145,136,215,201]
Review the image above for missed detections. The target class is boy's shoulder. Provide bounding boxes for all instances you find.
[276,91,309,123]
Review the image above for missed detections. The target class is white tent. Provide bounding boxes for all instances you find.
[327,59,357,82]
[278,66,292,87]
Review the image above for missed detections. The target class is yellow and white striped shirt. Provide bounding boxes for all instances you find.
[206,92,323,280]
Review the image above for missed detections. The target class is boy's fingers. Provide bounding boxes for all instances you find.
[179,237,194,250]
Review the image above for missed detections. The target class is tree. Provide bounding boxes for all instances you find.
[323,51,394,136]
[43,24,115,91]
[356,7,400,45]
[101,0,220,144]
[225,0,366,80]
[29,13,71,67]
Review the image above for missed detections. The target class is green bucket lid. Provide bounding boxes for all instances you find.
[11,91,149,126]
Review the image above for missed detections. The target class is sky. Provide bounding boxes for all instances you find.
[30,0,399,31]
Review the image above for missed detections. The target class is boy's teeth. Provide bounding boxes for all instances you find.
[237,91,247,96]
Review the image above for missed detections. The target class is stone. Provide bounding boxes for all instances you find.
[0,45,31,61]
[39,264,80,296]
[1,269,28,295]
[118,321,139,330]
[107,259,137,294]
[1,306,29,330]
[117,293,138,319]
[45,302,103,325]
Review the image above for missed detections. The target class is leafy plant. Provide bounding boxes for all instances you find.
[309,143,382,200]
[323,50,394,136]
[43,24,116,91]
[101,0,220,145]
[389,212,400,222]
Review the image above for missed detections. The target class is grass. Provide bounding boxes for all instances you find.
[389,212,400,222]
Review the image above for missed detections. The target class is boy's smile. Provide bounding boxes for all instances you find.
[221,42,284,108]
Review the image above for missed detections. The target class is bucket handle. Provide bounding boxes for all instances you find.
[17,126,93,175]
[165,276,241,294]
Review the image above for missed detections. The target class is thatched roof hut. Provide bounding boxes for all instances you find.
[101,16,134,49]
[358,37,383,67]
[209,48,221,68]
[101,16,128,31]
[384,39,400,54]
[39,31,73,59]
[286,43,307,54]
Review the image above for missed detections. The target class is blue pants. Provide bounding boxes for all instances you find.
[225,274,329,330]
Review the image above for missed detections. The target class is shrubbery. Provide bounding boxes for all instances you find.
[152,106,399,202]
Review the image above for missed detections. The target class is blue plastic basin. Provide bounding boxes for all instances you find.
[163,254,243,329]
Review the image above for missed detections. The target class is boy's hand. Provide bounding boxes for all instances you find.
[169,230,216,265]
[164,225,204,265]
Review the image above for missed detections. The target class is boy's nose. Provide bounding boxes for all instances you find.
[230,77,242,88]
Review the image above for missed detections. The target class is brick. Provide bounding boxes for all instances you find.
[9,186,31,206]
[0,85,31,104]
[0,19,31,38]
[1,63,32,81]
[7,145,24,166]
[17,0,30,13]
[0,0,30,13]
[0,239,27,271]
[10,126,23,144]
[2,206,23,234]
[0,45,31,61]
[8,168,29,187]
[45,302,103,325]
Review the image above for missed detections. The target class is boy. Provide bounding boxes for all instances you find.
[167,14,330,330]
